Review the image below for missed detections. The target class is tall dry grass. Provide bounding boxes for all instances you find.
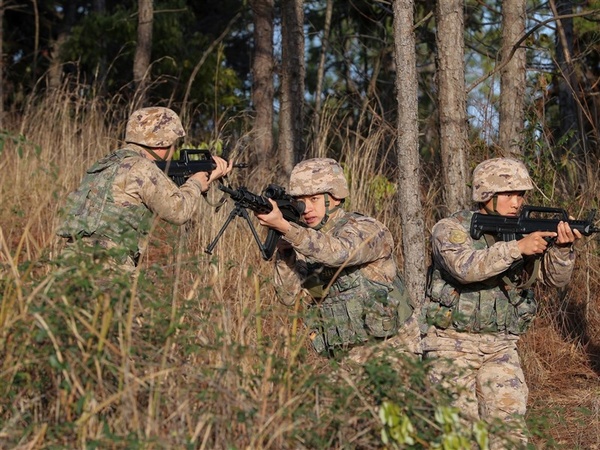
[0,82,599,449]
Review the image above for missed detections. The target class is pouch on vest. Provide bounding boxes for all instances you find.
[506,289,537,334]
[425,268,459,329]
[474,288,500,332]
[307,272,409,354]
[364,276,412,338]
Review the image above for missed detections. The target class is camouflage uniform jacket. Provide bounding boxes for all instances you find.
[274,208,414,353]
[57,145,205,262]
[423,209,576,335]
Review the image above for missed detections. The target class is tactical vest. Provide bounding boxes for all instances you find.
[424,210,537,335]
[303,212,414,354]
[56,148,153,257]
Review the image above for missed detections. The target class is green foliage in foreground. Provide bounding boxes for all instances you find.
[0,248,557,449]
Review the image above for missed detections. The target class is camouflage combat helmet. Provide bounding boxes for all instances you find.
[472,157,533,202]
[289,158,349,199]
[125,107,185,147]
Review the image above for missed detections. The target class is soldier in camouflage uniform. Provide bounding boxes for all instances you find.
[255,158,420,361]
[421,157,581,448]
[56,107,231,271]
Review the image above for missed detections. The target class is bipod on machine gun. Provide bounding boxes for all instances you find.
[205,183,305,260]
[470,205,600,242]
[156,149,248,186]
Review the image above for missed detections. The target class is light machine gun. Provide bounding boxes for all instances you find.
[205,184,306,260]
[156,149,247,186]
[470,205,600,242]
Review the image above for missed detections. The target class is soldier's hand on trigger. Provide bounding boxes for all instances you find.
[517,231,557,256]
[255,199,291,234]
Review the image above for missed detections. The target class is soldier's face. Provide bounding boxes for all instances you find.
[485,191,525,216]
[297,194,341,228]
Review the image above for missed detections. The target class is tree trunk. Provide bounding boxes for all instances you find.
[133,0,153,107]
[250,0,275,175]
[93,0,107,93]
[46,1,77,91]
[552,0,582,157]
[392,0,427,310]
[435,0,470,215]
[311,0,333,148]
[278,0,305,179]
[499,0,526,156]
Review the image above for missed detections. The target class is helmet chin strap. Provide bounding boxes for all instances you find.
[145,147,167,161]
[313,193,343,230]
[131,143,169,161]
[482,195,499,215]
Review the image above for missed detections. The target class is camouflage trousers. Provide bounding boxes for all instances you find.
[422,326,529,449]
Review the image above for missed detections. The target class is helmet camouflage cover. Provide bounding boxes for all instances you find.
[289,158,350,199]
[472,157,533,202]
[125,107,185,147]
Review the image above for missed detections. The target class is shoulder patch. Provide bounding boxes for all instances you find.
[449,229,468,244]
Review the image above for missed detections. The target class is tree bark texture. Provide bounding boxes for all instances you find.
[499,0,526,156]
[278,0,305,179]
[392,0,427,310]
[133,0,153,105]
[552,0,582,157]
[47,1,77,91]
[435,0,470,214]
[250,0,275,169]
[311,0,333,146]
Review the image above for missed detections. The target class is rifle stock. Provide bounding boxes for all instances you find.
[205,184,305,260]
[156,149,247,186]
[470,205,600,241]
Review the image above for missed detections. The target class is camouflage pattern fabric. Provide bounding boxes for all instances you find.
[57,145,205,266]
[421,208,577,447]
[125,107,185,147]
[60,235,139,273]
[346,315,421,365]
[288,158,350,198]
[421,210,566,335]
[426,209,575,317]
[57,149,152,255]
[274,208,421,356]
[471,157,533,202]
[423,326,529,449]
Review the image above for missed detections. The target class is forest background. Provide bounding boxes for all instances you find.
[1,0,599,448]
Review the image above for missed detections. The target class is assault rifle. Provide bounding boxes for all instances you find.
[205,184,306,260]
[155,149,247,186]
[470,205,600,242]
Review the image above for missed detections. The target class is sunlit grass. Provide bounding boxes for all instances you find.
[0,81,599,448]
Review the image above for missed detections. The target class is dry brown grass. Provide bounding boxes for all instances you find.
[1,84,599,448]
